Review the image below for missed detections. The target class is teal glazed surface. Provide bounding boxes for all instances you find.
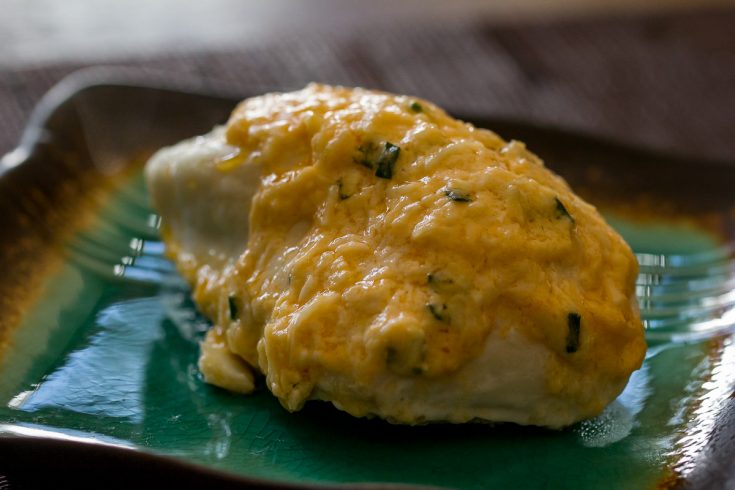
[0,173,730,489]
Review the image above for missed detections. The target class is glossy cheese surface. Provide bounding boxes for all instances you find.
[145,84,646,427]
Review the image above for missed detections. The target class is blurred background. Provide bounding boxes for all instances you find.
[2,0,734,160]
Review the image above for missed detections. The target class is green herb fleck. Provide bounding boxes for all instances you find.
[409,101,423,113]
[444,188,473,203]
[228,295,239,321]
[375,142,401,179]
[566,312,581,353]
[337,178,350,200]
[427,303,448,322]
[555,197,574,222]
[385,342,426,375]
[356,141,401,179]
[386,346,398,365]
[356,142,378,170]
[427,271,455,289]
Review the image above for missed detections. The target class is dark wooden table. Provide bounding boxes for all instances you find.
[1,4,734,163]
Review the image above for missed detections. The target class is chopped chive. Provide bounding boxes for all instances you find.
[385,343,426,375]
[427,271,454,288]
[555,197,574,222]
[427,303,448,322]
[355,141,401,179]
[444,188,473,203]
[355,142,378,170]
[566,312,581,353]
[409,101,423,113]
[385,346,398,365]
[337,178,350,200]
[375,142,400,179]
[228,295,239,321]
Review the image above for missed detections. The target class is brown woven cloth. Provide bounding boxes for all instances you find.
[2,7,734,161]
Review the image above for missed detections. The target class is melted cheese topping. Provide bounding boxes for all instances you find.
[146,84,646,427]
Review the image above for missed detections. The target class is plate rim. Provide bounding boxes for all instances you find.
[1,67,734,490]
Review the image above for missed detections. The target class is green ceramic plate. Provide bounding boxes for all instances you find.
[1,69,734,489]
